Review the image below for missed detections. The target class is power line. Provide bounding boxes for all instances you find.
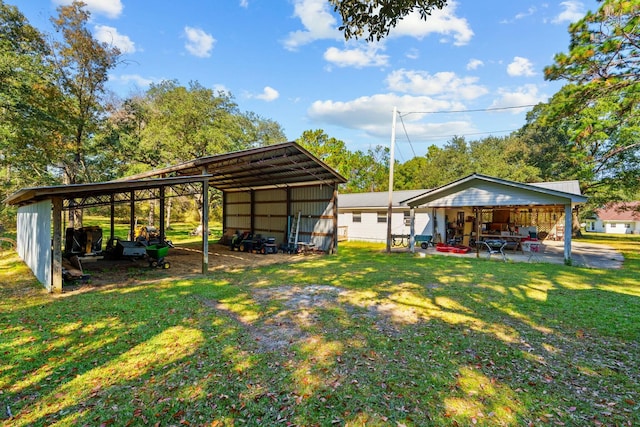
[398,114,417,158]
[399,104,537,117]
[400,128,519,142]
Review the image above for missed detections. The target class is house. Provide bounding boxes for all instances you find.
[339,174,588,262]
[585,202,640,234]
[338,189,432,243]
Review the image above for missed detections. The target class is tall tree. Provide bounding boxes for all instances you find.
[0,1,59,191]
[330,0,447,41]
[540,0,640,206]
[48,0,121,187]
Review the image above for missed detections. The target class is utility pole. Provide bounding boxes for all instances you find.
[386,106,397,253]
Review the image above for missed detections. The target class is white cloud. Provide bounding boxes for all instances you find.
[184,26,215,58]
[515,7,537,20]
[94,25,136,53]
[553,1,585,24]
[490,84,548,113]
[283,0,342,51]
[386,69,488,100]
[405,48,419,60]
[239,0,249,8]
[391,1,473,46]
[253,86,280,102]
[466,59,484,70]
[308,93,469,139]
[324,45,389,68]
[53,0,123,19]
[507,56,536,77]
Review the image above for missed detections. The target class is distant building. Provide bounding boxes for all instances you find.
[585,202,640,234]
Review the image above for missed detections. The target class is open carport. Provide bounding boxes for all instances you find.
[4,142,346,293]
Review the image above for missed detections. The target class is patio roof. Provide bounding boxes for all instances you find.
[403,173,587,208]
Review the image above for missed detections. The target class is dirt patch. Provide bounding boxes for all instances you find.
[206,284,423,352]
[66,244,310,289]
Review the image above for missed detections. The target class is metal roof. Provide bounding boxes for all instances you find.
[5,142,347,207]
[339,189,430,209]
[121,141,347,191]
[4,175,210,207]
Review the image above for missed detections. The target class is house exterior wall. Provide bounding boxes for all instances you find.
[586,219,640,234]
[338,208,433,243]
[17,200,52,290]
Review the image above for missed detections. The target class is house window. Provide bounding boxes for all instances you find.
[611,223,617,228]
[377,212,387,223]
[404,211,411,226]
[626,223,631,228]
[353,212,361,223]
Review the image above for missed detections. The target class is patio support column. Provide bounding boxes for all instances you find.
[409,207,416,253]
[564,204,572,263]
[201,170,209,274]
[52,197,63,294]
[475,207,481,258]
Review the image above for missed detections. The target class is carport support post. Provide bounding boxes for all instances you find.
[201,172,209,274]
[564,204,572,263]
[159,186,165,242]
[52,197,63,293]
[409,207,415,253]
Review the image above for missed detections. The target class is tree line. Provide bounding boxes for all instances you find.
[1,0,638,226]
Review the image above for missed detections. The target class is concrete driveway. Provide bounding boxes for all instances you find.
[413,240,624,269]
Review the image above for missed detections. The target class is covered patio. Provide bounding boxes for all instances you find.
[402,174,588,263]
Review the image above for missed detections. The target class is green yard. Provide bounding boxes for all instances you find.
[1,234,639,426]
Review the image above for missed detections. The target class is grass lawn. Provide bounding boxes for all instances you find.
[1,233,639,426]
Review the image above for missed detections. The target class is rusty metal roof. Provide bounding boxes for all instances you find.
[5,142,347,207]
[122,141,347,191]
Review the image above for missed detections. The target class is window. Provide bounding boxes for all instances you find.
[353,212,361,223]
[404,211,411,226]
[377,212,387,223]
[611,223,617,228]
[626,223,631,228]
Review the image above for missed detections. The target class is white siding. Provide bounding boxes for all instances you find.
[422,182,573,208]
[338,209,433,243]
[17,200,52,290]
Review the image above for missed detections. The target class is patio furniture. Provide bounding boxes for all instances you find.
[481,239,507,261]
[523,241,543,262]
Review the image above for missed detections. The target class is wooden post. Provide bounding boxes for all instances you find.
[52,198,63,293]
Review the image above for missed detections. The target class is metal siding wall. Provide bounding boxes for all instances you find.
[253,188,287,244]
[223,185,338,250]
[225,192,252,232]
[17,200,52,290]
[290,185,335,251]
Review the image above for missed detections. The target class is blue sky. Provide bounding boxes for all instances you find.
[13,0,599,161]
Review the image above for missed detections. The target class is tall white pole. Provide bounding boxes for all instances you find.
[386,106,397,254]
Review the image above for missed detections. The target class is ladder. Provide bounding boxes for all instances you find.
[289,211,301,247]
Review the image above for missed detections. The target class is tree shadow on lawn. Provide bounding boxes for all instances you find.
[1,248,639,426]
